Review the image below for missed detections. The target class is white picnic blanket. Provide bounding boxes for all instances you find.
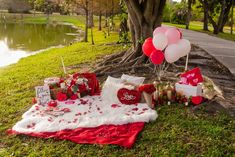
[12,95,157,133]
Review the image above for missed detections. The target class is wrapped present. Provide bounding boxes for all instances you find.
[179,67,203,86]
[176,67,203,98]
[175,83,202,98]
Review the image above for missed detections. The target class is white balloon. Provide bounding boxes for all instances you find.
[152,33,168,51]
[165,44,181,63]
[177,39,191,57]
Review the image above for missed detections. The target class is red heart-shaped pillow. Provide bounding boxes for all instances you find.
[117,88,141,105]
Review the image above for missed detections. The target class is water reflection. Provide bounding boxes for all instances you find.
[0,40,28,67]
[0,22,79,67]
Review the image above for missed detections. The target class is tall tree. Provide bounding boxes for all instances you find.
[201,0,233,34]
[231,0,234,34]
[121,0,166,64]
[185,0,192,29]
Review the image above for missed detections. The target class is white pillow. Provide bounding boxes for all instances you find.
[121,74,145,85]
[101,76,124,103]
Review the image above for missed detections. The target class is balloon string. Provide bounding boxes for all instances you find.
[185,54,189,71]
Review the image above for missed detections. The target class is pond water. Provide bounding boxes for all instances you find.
[0,22,79,67]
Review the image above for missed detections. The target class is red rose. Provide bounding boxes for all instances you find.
[59,78,65,84]
[78,84,87,93]
[138,84,156,94]
[73,73,79,79]
[70,94,78,100]
[57,92,67,101]
[48,100,58,107]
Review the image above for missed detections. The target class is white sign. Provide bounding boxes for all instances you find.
[35,85,51,105]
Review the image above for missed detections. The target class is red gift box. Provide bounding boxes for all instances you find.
[179,67,203,86]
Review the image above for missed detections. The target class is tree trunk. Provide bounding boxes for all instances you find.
[215,0,226,34]
[88,12,94,28]
[203,0,209,31]
[123,0,166,61]
[91,26,94,45]
[111,0,114,26]
[119,17,129,43]
[84,0,88,42]
[90,0,94,45]
[99,11,102,31]
[94,0,167,74]
[219,1,233,33]
[105,0,108,27]
[231,0,234,34]
[186,0,192,30]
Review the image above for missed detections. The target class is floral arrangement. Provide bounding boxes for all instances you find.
[153,82,204,106]
[42,73,99,102]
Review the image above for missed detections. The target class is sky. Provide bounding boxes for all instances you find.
[172,0,182,2]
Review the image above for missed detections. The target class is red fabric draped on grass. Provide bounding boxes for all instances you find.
[8,122,145,148]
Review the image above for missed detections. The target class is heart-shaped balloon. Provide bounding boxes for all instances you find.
[117,88,141,105]
[191,96,203,105]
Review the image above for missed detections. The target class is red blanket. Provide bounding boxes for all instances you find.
[8,122,145,148]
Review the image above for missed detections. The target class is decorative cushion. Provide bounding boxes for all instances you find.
[101,76,124,104]
[121,74,145,85]
[117,88,141,105]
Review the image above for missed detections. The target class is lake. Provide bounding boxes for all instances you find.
[0,22,79,67]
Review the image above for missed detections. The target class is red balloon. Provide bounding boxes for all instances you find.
[142,37,156,57]
[150,50,165,65]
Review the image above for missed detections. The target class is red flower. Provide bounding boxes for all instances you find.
[48,100,58,107]
[57,92,67,101]
[73,73,79,79]
[138,84,156,94]
[59,78,65,84]
[70,94,78,100]
[78,84,87,93]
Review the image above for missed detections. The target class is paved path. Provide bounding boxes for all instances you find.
[179,28,235,76]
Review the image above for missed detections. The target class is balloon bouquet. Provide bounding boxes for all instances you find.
[142,26,191,80]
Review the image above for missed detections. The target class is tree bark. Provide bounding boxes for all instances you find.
[203,0,209,31]
[105,0,108,27]
[186,0,192,30]
[123,0,166,61]
[231,0,234,34]
[99,11,102,31]
[84,0,88,42]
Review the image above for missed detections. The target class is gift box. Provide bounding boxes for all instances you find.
[176,67,203,98]
[175,83,202,98]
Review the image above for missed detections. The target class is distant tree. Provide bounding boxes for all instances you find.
[171,2,188,24]
[185,0,196,29]
[199,0,233,34]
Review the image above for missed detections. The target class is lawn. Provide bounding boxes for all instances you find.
[164,21,235,42]
[0,15,234,156]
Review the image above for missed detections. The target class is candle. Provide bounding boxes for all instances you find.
[153,90,158,101]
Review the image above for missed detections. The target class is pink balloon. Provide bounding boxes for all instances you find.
[164,44,181,63]
[178,39,191,57]
[150,49,165,65]
[165,28,181,45]
[153,26,168,36]
[142,37,156,57]
[152,33,168,51]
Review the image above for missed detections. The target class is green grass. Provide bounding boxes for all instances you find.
[0,15,234,156]
[164,21,235,42]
